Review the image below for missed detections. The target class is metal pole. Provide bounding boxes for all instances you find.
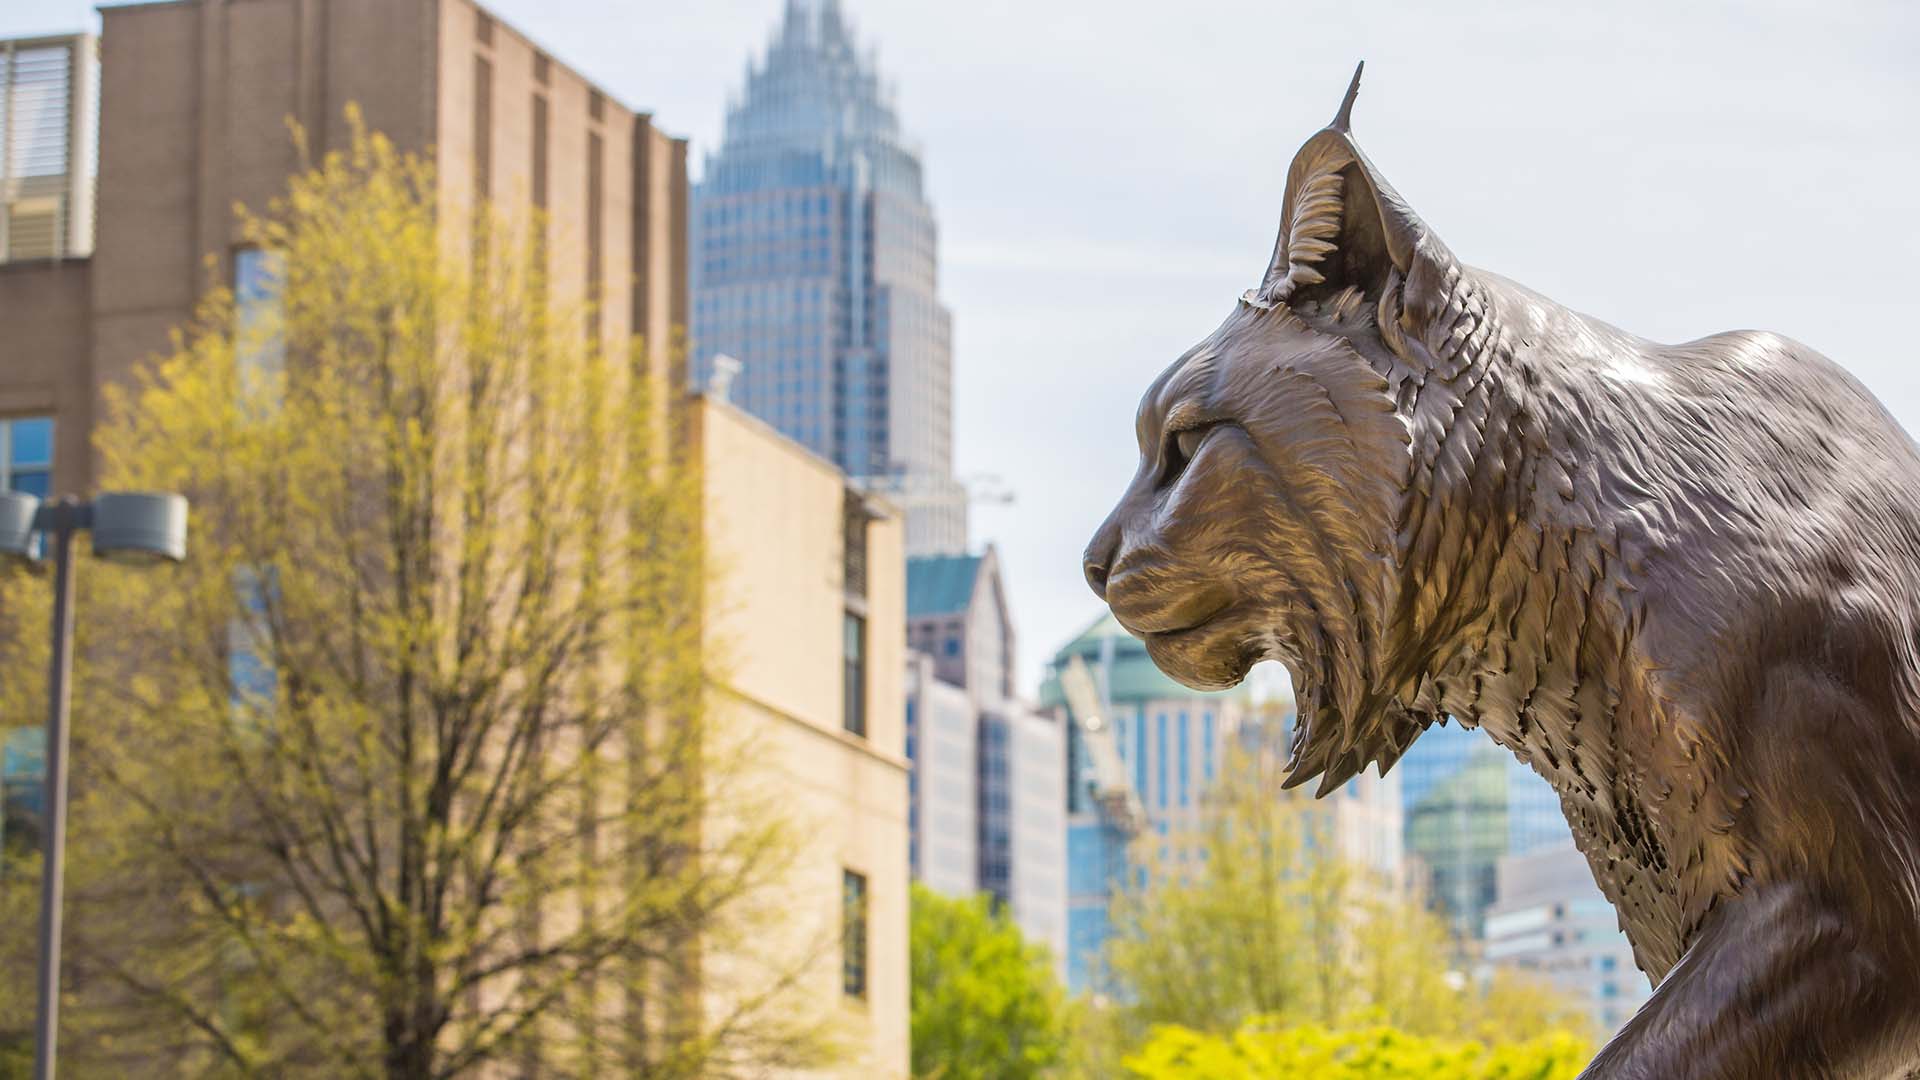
[32,507,77,1080]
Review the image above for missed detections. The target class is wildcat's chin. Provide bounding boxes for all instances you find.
[1141,612,1260,692]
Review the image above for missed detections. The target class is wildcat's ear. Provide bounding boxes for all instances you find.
[1252,64,1451,319]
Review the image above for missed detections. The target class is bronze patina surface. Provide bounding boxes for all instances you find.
[1085,65,1920,1077]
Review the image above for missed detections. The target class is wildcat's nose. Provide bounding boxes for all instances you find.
[1084,550,1111,600]
[1083,512,1121,601]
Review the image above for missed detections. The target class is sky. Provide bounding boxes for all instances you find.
[8,0,1920,695]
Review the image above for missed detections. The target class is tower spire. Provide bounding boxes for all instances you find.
[819,0,849,50]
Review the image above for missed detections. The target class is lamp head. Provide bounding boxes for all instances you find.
[90,492,189,564]
[0,491,42,561]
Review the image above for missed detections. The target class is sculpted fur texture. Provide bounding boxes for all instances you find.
[1084,67,1920,1078]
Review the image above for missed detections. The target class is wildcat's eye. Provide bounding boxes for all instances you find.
[1176,427,1206,462]
[1161,425,1212,486]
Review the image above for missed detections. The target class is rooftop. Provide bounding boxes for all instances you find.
[702,0,923,198]
[906,552,981,618]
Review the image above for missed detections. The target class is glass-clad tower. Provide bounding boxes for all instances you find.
[693,0,967,554]
[1400,722,1570,942]
[1039,614,1246,993]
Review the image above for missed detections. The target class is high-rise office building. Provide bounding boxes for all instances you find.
[693,0,967,555]
[905,652,977,896]
[1486,843,1651,1036]
[1400,722,1571,942]
[905,548,1066,966]
[1040,614,1247,993]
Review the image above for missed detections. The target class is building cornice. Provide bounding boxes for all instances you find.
[708,679,911,774]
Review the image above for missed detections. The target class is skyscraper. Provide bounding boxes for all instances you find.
[1486,843,1651,1036]
[905,549,1067,969]
[1400,722,1571,942]
[1039,614,1248,993]
[693,0,967,554]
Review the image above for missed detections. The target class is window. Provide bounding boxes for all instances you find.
[473,56,492,200]
[843,495,868,598]
[842,869,868,999]
[229,566,279,730]
[1177,711,1189,807]
[531,92,549,210]
[0,417,53,496]
[1156,713,1168,809]
[843,611,866,738]
[234,247,285,376]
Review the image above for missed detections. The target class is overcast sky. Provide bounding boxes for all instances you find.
[10,1,1920,693]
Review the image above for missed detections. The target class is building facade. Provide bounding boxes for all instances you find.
[977,704,1067,965]
[692,0,966,555]
[1040,613,1247,993]
[693,398,911,1075]
[904,548,1066,966]
[904,651,976,897]
[1400,722,1571,943]
[1485,843,1651,1036]
[0,3,909,1074]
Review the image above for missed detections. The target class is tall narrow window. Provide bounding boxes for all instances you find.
[473,55,493,202]
[843,497,868,599]
[1156,712,1168,810]
[234,246,285,377]
[586,130,603,338]
[229,565,280,730]
[531,93,549,211]
[843,611,866,738]
[0,416,53,496]
[842,869,868,999]
[1178,711,1189,807]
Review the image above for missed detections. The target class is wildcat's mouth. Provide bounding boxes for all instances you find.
[1145,619,1220,643]
[1140,601,1234,642]
[1108,581,1235,638]
[1137,603,1261,692]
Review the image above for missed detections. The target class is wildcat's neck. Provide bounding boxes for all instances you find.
[1358,266,1634,760]
[1368,261,1689,971]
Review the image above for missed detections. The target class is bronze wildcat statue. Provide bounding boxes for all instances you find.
[1084,65,1920,1077]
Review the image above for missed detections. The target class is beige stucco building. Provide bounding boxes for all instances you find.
[0,0,908,1074]
[693,398,910,1075]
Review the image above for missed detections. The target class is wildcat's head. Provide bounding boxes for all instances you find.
[1082,66,1459,792]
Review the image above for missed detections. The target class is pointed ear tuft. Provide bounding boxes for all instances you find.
[1254,95,1450,317]
[1332,61,1363,133]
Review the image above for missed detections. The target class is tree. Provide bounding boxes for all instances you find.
[1103,720,1592,1049]
[0,114,831,1078]
[909,883,1068,1080]
[1121,1019,1592,1080]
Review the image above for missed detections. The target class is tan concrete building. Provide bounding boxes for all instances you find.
[693,397,910,1076]
[0,1,908,1074]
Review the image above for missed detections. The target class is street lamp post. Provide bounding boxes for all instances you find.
[0,490,188,1080]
